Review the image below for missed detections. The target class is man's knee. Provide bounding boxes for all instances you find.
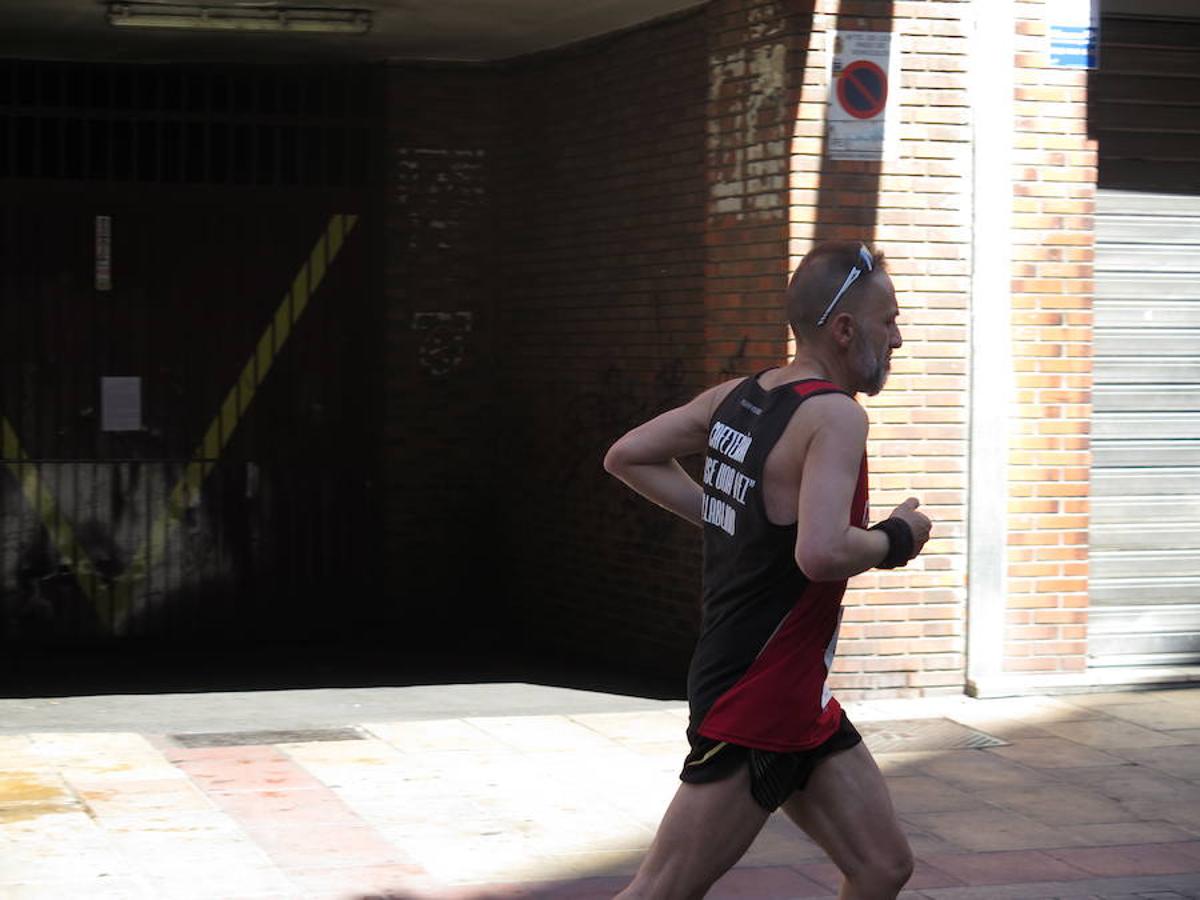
[847,842,913,894]
[882,843,915,888]
[617,866,713,900]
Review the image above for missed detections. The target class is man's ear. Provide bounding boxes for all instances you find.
[830,311,856,348]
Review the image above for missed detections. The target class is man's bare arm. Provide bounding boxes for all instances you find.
[793,395,931,580]
[788,395,899,581]
[603,382,736,526]
[792,395,886,580]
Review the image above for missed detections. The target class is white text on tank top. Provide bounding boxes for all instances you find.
[702,420,757,537]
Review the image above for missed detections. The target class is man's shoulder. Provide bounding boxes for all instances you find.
[797,387,863,417]
[695,376,749,421]
[781,389,866,444]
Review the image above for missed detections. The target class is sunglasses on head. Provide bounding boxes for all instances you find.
[816,243,874,327]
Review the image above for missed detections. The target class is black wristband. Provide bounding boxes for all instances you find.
[870,517,915,569]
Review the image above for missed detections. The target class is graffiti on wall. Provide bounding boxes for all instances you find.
[393,147,487,253]
[413,311,473,376]
[708,2,790,221]
[0,214,362,642]
[718,335,750,382]
[0,455,232,641]
[549,357,693,545]
[559,359,687,484]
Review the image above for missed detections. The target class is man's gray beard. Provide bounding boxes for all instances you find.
[853,333,889,396]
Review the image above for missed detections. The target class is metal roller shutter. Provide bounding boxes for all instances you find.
[1089,15,1200,668]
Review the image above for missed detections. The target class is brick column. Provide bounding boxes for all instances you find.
[704,0,816,381]
[1003,2,1097,678]
[787,1,973,698]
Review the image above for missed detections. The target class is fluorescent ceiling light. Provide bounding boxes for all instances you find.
[106,3,372,35]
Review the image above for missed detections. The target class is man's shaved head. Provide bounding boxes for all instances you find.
[787,241,888,342]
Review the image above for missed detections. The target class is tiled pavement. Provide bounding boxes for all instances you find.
[2,685,1200,899]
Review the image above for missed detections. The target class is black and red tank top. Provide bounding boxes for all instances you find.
[689,373,870,752]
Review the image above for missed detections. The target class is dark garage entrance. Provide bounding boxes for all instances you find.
[0,60,385,687]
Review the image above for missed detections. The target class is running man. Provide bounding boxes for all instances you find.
[604,241,931,899]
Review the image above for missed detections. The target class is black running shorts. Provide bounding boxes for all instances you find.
[679,711,863,812]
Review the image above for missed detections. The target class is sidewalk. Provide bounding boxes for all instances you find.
[2,682,1200,899]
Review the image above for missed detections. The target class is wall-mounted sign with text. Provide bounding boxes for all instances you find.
[826,31,902,161]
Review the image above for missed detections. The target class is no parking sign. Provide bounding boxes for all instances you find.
[826,31,901,161]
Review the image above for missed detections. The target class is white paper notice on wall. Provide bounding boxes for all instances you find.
[95,215,112,291]
[1048,0,1099,69]
[826,31,902,161]
[101,377,142,432]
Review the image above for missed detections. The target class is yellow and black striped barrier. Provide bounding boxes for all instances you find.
[0,212,359,633]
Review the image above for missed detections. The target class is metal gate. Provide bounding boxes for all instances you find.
[0,60,380,647]
[1088,16,1200,667]
[1091,190,1200,667]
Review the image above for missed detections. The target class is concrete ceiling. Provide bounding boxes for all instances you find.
[2,1,1193,67]
[0,0,707,64]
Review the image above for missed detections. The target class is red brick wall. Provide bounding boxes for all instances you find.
[705,0,815,380]
[382,65,504,639]
[1005,1,1095,675]
[778,0,972,698]
[494,13,710,671]
[381,0,1096,695]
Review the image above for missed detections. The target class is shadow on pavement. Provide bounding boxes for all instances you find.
[359,877,634,899]
[0,639,687,702]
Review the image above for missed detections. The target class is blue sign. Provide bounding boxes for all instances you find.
[1048,0,1098,69]
[1050,24,1098,68]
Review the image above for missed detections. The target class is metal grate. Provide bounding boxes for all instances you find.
[858,718,1007,753]
[170,727,365,748]
[0,59,373,187]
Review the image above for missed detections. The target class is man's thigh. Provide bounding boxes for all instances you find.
[779,741,909,878]
[623,764,770,899]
